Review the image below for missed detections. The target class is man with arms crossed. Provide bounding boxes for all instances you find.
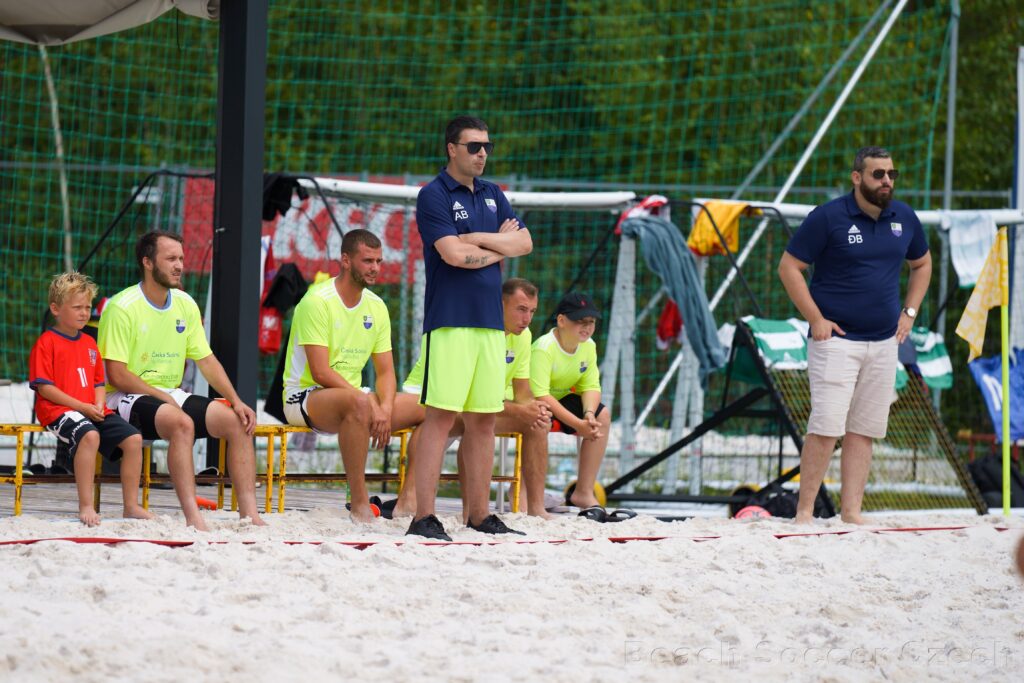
[393,278,551,519]
[99,231,265,530]
[778,146,931,524]
[410,115,533,540]
[282,229,422,523]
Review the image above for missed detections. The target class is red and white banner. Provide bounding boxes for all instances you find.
[181,177,423,284]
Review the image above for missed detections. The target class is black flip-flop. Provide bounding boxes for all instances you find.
[578,505,608,523]
[605,508,638,523]
[377,497,398,520]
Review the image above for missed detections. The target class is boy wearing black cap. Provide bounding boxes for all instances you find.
[530,291,617,520]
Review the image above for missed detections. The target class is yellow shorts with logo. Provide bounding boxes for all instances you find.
[419,327,504,413]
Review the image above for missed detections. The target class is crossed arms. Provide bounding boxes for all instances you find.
[434,218,533,269]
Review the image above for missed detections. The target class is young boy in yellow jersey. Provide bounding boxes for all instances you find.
[282,229,423,523]
[531,292,634,522]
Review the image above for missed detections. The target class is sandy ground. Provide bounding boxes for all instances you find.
[1,510,1022,682]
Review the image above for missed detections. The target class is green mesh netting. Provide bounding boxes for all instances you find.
[2,2,982,503]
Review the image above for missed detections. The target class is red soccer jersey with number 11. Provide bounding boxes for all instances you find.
[29,328,112,426]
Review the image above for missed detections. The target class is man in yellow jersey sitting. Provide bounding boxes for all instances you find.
[99,231,265,530]
[531,292,635,522]
[389,278,552,519]
[282,229,422,523]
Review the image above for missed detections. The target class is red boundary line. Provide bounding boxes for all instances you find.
[0,526,1010,549]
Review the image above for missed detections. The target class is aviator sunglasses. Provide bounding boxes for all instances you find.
[453,141,494,154]
[867,169,899,180]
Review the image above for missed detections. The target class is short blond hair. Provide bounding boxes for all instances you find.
[48,271,98,307]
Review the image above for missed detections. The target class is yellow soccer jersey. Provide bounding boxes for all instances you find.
[283,279,391,396]
[404,328,531,400]
[98,284,213,391]
[503,327,532,399]
[529,328,601,400]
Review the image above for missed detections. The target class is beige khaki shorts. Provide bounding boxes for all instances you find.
[806,335,898,439]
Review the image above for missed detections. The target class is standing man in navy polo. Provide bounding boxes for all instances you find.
[778,146,931,524]
[408,115,533,540]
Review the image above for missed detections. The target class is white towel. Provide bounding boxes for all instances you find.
[946,210,997,288]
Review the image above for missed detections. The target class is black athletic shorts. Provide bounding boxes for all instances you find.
[552,393,606,435]
[47,412,140,460]
[119,394,215,441]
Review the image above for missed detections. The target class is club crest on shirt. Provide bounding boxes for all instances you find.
[175,319,186,333]
[88,349,97,366]
[890,222,903,236]
[485,198,497,213]
[506,349,515,364]
[579,361,587,373]
[363,315,373,330]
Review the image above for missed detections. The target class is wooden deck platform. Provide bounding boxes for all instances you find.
[0,478,490,520]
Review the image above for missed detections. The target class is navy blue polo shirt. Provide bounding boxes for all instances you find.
[785,192,928,341]
[416,169,523,333]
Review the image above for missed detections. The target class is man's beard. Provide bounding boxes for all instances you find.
[350,269,372,289]
[861,184,893,210]
[152,267,178,289]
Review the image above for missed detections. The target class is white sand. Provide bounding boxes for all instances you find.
[1,511,1022,682]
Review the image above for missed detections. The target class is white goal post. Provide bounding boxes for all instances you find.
[299,177,636,212]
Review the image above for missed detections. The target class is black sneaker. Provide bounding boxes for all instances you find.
[406,514,452,541]
[467,514,526,536]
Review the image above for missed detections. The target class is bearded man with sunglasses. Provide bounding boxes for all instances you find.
[778,146,931,524]
[408,115,533,540]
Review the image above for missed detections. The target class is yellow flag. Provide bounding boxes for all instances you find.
[955,227,1008,362]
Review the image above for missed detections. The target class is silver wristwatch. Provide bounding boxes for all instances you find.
[902,306,917,319]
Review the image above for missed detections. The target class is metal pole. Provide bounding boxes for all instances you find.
[1011,47,1024,353]
[935,0,959,411]
[730,0,894,200]
[38,45,73,272]
[400,172,411,379]
[709,0,909,313]
[209,0,269,466]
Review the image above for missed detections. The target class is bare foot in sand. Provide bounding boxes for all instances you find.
[238,508,267,526]
[185,513,210,532]
[794,512,814,524]
[520,502,553,520]
[123,505,155,521]
[349,503,378,524]
[840,512,866,525]
[79,506,101,527]
[391,500,416,519]
[241,513,267,526]
[569,491,600,510]
[507,494,549,519]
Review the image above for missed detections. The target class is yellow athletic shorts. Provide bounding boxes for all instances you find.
[419,327,504,413]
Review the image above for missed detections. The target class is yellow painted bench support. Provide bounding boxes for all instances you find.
[1,424,102,516]
[3,423,523,515]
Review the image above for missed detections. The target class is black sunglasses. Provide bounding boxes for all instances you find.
[868,169,899,180]
[453,141,494,154]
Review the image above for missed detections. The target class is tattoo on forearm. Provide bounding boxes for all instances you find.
[464,254,489,265]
